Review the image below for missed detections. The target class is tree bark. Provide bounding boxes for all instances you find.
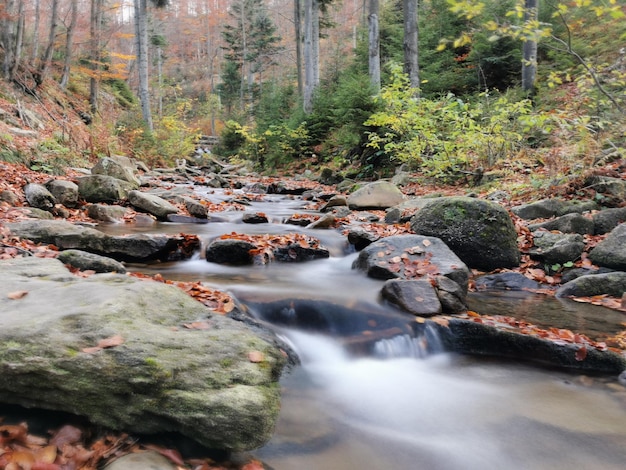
[303,0,319,113]
[11,0,24,79]
[522,0,538,93]
[294,0,303,97]
[36,0,59,87]
[1,0,17,79]
[89,0,104,113]
[32,0,41,63]
[134,0,154,131]
[368,0,381,93]
[403,0,419,91]
[60,0,78,90]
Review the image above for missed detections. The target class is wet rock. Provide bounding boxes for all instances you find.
[306,213,335,229]
[433,275,468,313]
[273,244,330,262]
[86,204,129,222]
[529,232,585,266]
[10,207,54,219]
[347,227,380,251]
[180,196,209,219]
[206,239,256,265]
[384,207,401,224]
[128,190,179,220]
[474,272,541,291]
[6,220,198,262]
[165,214,209,224]
[514,198,599,220]
[104,451,177,470]
[242,212,269,224]
[320,195,348,212]
[556,272,626,298]
[410,197,520,271]
[431,317,626,374]
[77,175,136,203]
[57,249,127,273]
[352,234,470,292]
[0,257,286,452]
[593,207,626,235]
[24,183,56,211]
[91,156,141,186]
[589,223,626,270]
[528,213,594,235]
[382,279,441,316]
[45,180,79,208]
[560,267,614,284]
[347,181,405,210]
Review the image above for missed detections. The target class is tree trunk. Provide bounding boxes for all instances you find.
[522,0,538,93]
[36,0,59,87]
[60,0,78,90]
[134,0,153,131]
[294,0,303,97]
[1,0,17,79]
[32,0,40,63]
[368,0,381,92]
[403,0,419,91]
[11,0,24,78]
[239,0,248,111]
[303,0,314,113]
[89,0,104,113]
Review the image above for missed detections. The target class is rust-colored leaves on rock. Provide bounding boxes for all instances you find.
[7,290,28,300]
[81,335,124,354]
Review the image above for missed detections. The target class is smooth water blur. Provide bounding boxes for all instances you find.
[99,187,626,469]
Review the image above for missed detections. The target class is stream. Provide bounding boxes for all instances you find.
[105,187,626,470]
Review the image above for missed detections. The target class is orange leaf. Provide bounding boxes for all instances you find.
[575,345,587,361]
[97,335,124,349]
[248,351,265,363]
[422,239,431,247]
[7,290,28,300]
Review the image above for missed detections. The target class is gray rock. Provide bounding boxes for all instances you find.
[410,197,520,271]
[556,272,626,298]
[593,207,626,235]
[242,212,269,224]
[91,156,141,186]
[529,232,585,266]
[181,196,208,219]
[1,189,20,205]
[584,175,626,202]
[57,249,127,273]
[86,203,129,222]
[128,190,179,220]
[589,223,626,270]
[77,175,136,203]
[10,207,54,219]
[0,257,285,452]
[347,227,380,251]
[6,220,199,262]
[206,239,256,265]
[528,213,594,235]
[320,195,348,212]
[512,198,598,220]
[46,179,79,208]
[474,272,541,291]
[306,213,335,229]
[560,267,614,284]
[352,234,470,292]
[24,183,56,211]
[382,279,442,316]
[433,275,468,313]
[384,207,401,224]
[104,451,177,470]
[347,181,405,210]
[273,244,330,262]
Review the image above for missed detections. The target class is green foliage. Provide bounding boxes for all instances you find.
[365,64,558,181]
[107,79,136,108]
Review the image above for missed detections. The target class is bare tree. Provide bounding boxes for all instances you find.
[35,0,59,86]
[368,0,380,92]
[303,0,319,113]
[403,0,419,91]
[60,0,78,90]
[134,0,153,130]
[521,0,538,93]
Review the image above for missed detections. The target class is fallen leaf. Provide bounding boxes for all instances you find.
[575,345,588,361]
[7,290,28,300]
[97,335,125,349]
[248,351,265,363]
[422,239,431,247]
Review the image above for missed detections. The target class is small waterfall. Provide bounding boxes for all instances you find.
[372,324,444,359]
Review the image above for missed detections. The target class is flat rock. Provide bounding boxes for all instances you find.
[128,190,179,220]
[0,257,286,452]
[347,181,405,210]
[382,279,442,316]
[56,249,127,273]
[556,272,626,298]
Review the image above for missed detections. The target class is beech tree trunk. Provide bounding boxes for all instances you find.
[11,0,24,78]
[89,0,104,113]
[134,0,153,131]
[32,0,41,63]
[1,0,17,79]
[368,0,381,92]
[60,0,78,90]
[522,0,538,93]
[294,0,303,97]
[36,0,59,86]
[403,0,419,91]
[303,0,319,113]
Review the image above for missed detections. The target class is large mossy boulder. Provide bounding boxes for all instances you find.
[410,197,520,271]
[0,257,286,452]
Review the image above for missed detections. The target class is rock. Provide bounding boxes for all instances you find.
[528,232,585,266]
[128,190,179,220]
[24,183,56,211]
[10,207,54,219]
[165,214,209,224]
[77,175,136,203]
[6,220,199,262]
[584,175,626,204]
[347,181,405,210]
[273,244,330,262]
[57,249,127,273]
[511,198,598,220]
[560,267,614,284]
[306,213,335,229]
[0,257,286,452]
[593,207,626,235]
[242,212,269,224]
[104,451,177,470]
[528,213,594,235]
[382,279,442,316]
[206,239,256,265]
[384,207,401,224]
[180,196,208,219]
[320,195,348,212]
[474,272,541,291]
[45,179,79,208]
[433,275,467,313]
[86,204,129,222]
[431,317,626,374]
[556,272,626,298]
[352,234,470,292]
[410,197,520,271]
[91,157,141,186]
[0,189,20,205]
[589,223,626,270]
[346,227,380,250]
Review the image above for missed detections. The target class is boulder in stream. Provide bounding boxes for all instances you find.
[347,181,405,210]
[589,223,626,270]
[0,257,287,452]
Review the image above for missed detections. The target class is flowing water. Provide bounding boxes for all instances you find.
[102,187,626,470]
